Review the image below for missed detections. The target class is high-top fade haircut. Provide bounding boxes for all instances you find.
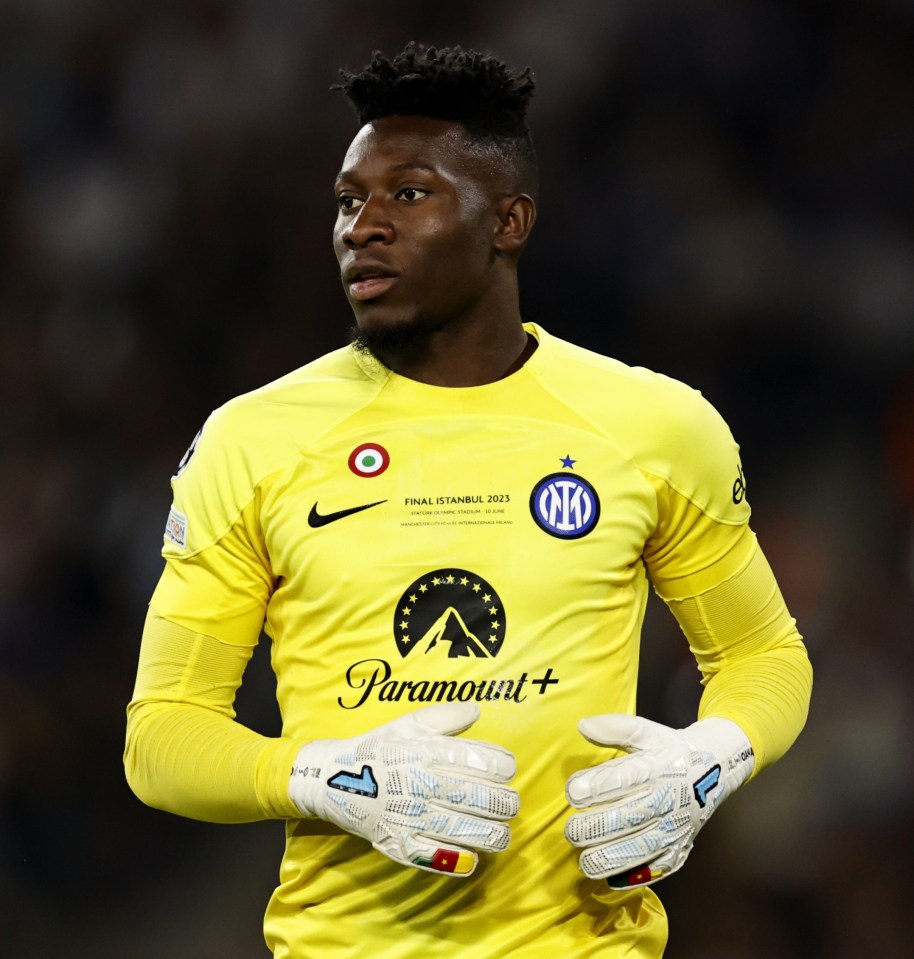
[335,42,538,197]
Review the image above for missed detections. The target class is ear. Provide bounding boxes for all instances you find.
[493,194,536,255]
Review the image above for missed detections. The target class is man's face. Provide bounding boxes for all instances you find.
[333,116,501,348]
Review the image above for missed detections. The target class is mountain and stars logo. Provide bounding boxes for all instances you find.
[393,568,506,659]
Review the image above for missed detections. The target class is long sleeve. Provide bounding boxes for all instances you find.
[124,609,300,822]
[661,534,812,774]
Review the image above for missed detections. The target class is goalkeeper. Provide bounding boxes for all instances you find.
[124,43,812,958]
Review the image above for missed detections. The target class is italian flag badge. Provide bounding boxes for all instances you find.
[348,443,390,477]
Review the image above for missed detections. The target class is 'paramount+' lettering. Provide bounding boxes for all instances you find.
[339,657,558,709]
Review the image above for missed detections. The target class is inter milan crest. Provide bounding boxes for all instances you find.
[529,472,600,539]
[393,569,506,659]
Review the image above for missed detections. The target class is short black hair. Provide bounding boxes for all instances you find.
[335,43,538,194]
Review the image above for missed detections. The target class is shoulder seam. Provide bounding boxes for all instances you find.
[167,369,392,558]
[526,358,742,525]
[637,465,745,527]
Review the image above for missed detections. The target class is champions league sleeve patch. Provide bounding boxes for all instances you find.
[529,473,600,539]
[164,506,188,548]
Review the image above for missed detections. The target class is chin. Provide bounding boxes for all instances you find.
[348,310,443,357]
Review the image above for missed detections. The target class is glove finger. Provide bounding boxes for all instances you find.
[575,811,693,880]
[578,834,651,880]
[578,828,672,881]
[383,760,518,820]
[381,760,518,824]
[605,861,669,889]
[383,756,520,829]
[605,843,692,889]
[419,814,512,853]
[566,752,657,807]
[424,777,519,820]
[578,714,669,751]
[377,702,481,740]
[424,735,517,783]
[374,833,479,878]
[378,803,511,855]
[568,800,690,862]
[564,784,674,847]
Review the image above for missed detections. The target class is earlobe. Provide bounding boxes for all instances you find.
[493,194,537,254]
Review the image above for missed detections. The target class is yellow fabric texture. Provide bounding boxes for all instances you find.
[124,323,811,959]
[664,534,812,774]
[125,609,299,822]
[151,499,274,647]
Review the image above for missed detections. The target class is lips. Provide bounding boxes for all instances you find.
[343,261,399,302]
[350,275,397,301]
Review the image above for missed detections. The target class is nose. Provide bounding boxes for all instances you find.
[340,198,394,249]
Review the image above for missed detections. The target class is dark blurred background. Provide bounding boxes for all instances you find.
[1,0,913,956]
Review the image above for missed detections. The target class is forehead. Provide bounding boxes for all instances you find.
[337,115,484,183]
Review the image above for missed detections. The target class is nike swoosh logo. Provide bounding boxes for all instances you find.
[307,500,386,528]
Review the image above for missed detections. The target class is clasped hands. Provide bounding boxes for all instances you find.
[289,702,753,884]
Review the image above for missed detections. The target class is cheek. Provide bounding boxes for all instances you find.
[416,222,492,277]
[332,221,347,261]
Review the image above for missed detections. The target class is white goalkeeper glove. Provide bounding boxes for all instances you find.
[564,714,755,888]
[289,702,518,877]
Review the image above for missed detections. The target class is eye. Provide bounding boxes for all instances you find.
[396,187,430,202]
[337,194,364,211]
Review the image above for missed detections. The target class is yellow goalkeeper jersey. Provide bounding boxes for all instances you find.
[139,323,807,958]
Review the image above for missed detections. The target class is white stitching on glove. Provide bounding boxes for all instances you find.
[289,702,519,877]
[565,714,755,888]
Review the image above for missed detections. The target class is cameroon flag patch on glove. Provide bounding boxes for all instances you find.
[413,849,474,875]
[608,865,664,888]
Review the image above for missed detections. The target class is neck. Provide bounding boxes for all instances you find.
[365,318,535,387]
[355,279,537,386]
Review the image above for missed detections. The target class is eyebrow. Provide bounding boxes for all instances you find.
[334,161,439,186]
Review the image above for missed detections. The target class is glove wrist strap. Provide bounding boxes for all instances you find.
[289,740,328,818]
[684,717,755,790]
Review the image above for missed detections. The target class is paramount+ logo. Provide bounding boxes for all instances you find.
[393,568,505,659]
[336,567,559,709]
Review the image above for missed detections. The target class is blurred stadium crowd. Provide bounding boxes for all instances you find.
[1,1,913,956]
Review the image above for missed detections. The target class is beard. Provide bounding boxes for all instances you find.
[347,313,447,362]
